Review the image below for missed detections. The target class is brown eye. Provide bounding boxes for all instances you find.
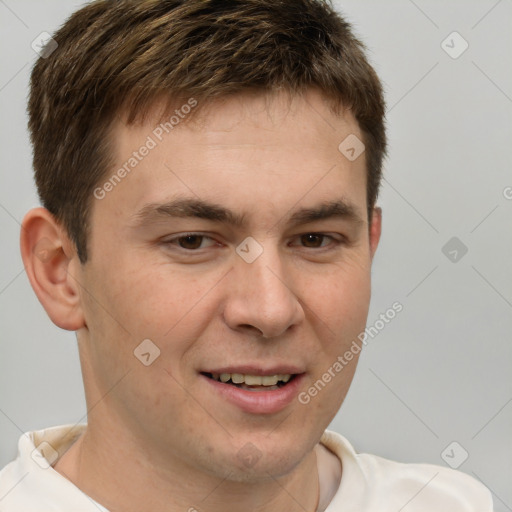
[163,233,218,253]
[177,235,205,250]
[301,234,326,248]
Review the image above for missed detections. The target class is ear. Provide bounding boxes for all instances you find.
[369,206,382,260]
[20,207,85,331]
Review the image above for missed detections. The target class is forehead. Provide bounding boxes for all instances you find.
[93,90,368,231]
[115,89,363,156]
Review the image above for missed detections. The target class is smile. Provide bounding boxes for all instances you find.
[200,370,305,414]
[202,372,293,391]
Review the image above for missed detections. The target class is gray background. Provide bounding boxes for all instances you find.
[1,1,511,510]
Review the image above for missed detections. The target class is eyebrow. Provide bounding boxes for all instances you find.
[131,196,365,230]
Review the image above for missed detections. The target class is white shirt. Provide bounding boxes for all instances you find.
[0,424,493,511]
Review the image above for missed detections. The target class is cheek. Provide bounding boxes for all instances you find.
[87,259,228,376]
[305,260,372,339]
[88,255,206,334]
[125,269,225,342]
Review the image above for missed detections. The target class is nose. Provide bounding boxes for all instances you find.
[222,241,305,339]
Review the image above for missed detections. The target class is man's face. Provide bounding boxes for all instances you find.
[73,89,380,480]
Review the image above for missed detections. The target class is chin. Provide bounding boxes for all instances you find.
[222,433,314,482]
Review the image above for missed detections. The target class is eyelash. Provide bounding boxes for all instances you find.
[163,232,346,252]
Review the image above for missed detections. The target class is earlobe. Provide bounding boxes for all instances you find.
[20,207,85,331]
[369,207,382,260]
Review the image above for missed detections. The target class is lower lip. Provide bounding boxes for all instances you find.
[201,373,305,415]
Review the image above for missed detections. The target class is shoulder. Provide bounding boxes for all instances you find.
[356,451,493,510]
[320,430,493,511]
[0,424,93,511]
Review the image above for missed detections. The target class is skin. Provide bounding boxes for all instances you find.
[21,89,381,512]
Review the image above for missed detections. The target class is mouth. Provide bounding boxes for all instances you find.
[199,368,305,414]
[201,372,296,391]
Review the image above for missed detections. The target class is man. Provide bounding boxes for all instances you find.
[0,0,493,510]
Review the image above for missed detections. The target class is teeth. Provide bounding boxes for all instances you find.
[231,373,244,384]
[245,375,263,385]
[211,373,292,386]
[261,376,277,386]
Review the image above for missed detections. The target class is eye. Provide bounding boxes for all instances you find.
[163,232,344,253]
[294,233,344,249]
[165,233,217,251]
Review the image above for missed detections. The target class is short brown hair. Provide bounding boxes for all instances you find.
[28,0,387,263]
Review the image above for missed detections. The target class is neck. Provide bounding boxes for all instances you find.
[54,420,321,512]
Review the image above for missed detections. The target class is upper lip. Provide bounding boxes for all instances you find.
[201,365,304,376]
